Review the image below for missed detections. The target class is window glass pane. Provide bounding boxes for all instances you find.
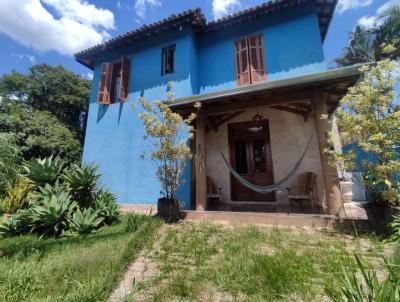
[235,141,247,174]
[253,139,267,173]
[162,45,175,74]
[241,50,248,71]
[114,75,121,101]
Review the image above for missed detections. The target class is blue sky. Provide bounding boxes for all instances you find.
[0,0,393,79]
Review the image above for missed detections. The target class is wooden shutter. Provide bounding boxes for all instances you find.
[248,35,266,83]
[235,38,251,86]
[97,63,113,104]
[119,57,131,101]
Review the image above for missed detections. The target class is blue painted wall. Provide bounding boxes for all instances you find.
[82,3,326,206]
[197,4,325,94]
[83,26,197,207]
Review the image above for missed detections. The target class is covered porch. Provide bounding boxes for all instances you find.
[171,65,363,217]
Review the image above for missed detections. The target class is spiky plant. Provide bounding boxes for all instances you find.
[2,177,33,214]
[65,208,104,236]
[328,255,400,302]
[23,155,65,187]
[62,163,100,208]
[29,188,76,237]
[93,190,121,225]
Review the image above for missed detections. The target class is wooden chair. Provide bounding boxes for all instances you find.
[207,176,222,203]
[286,172,318,210]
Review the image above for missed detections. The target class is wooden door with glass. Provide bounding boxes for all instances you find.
[228,120,275,201]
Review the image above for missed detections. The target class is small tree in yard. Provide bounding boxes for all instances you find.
[138,84,200,221]
[331,59,400,205]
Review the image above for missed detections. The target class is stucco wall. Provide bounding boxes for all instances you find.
[206,107,326,205]
[82,27,196,207]
[197,4,326,94]
[82,2,326,207]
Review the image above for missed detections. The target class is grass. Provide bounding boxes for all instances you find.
[0,214,162,302]
[128,222,395,302]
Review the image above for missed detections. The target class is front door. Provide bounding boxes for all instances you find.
[228,120,275,201]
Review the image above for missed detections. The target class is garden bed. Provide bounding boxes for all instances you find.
[0,214,161,302]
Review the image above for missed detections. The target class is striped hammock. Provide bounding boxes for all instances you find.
[219,134,314,194]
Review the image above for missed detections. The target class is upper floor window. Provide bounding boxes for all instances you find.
[97,56,131,104]
[235,34,266,86]
[162,44,175,75]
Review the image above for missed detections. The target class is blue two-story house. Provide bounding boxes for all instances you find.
[75,0,363,216]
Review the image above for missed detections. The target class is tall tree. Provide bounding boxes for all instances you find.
[0,99,82,163]
[0,64,91,138]
[335,4,400,66]
[0,64,91,163]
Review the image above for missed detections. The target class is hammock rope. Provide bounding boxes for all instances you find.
[218,134,314,194]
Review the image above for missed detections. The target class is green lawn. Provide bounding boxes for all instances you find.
[128,222,397,302]
[0,214,161,302]
[1,217,397,302]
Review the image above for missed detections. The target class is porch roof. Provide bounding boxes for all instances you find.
[169,63,367,117]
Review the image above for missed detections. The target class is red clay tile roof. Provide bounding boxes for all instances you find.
[75,0,337,69]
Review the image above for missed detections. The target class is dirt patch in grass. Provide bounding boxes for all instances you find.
[125,221,394,302]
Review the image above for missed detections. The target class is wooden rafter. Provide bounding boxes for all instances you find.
[207,110,244,132]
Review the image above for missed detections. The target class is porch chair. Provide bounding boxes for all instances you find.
[207,176,222,207]
[286,172,318,210]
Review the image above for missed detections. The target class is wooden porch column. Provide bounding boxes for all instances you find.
[195,110,207,211]
[312,94,343,216]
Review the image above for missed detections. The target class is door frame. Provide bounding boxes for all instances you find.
[228,119,275,202]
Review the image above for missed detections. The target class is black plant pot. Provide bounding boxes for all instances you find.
[157,197,180,223]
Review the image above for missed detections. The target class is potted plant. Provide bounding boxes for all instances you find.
[138,83,200,222]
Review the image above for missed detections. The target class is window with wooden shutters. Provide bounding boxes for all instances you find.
[235,34,266,86]
[97,63,113,104]
[97,57,131,104]
[119,57,131,101]
[235,38,251,86]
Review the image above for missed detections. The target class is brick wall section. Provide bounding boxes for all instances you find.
[206,106,326,205]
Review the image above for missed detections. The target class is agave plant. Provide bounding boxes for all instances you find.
[93,190,121,225]
[29,189,76,237]
[2,177,33,214]
[32,182,71,205]
[23,155,65,187]
[66,208,104,236]
[62,164,100,208]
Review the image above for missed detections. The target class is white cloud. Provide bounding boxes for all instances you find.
[212,0,241,20]
[357,0,399,28]
[0,0,115,56]
[86,72,93,80]
[134,0,161,19]
[12,53,36,64]
[357,15,377,28]
[337,0,373,14]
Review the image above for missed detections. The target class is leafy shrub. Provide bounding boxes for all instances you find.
[2,177,32,214]
[29,188,76,237]
[0,209,33,237]
[65,208,104,236]
[388,215,400,242]
[0,133,22,195]
[24,155,64,187]
[328,255,400,302]
[62,163,99,208]
[94,190,121,225]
